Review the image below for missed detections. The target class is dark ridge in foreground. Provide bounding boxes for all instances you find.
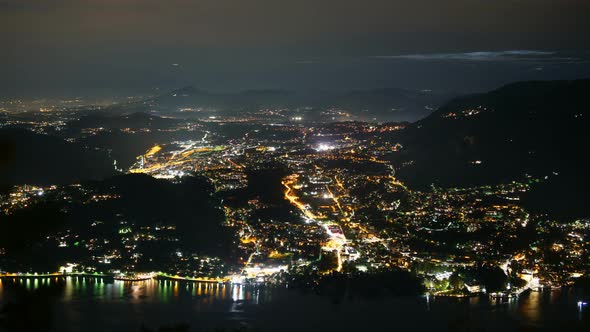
[0,128,117,187]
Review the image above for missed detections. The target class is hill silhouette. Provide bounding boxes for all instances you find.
[0,128,116,186]
[390,79,590,218]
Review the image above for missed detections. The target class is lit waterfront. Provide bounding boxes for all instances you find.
[0,277,260,304]
[1,277,589,331]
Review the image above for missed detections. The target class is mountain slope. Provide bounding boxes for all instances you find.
[68,112,180,131]
[390,79,590,217]
[0,128,117,186]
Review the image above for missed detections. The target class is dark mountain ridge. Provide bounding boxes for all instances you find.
[389,79,590,217]
[0,128,117,186]
[106,86,451,122]
[68,112,180,130]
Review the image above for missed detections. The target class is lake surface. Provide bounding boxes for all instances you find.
[1,277,589,331]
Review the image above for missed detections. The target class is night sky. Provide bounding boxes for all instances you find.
[2,0,590,96]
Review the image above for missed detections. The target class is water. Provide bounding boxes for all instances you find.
[1,277,589,331]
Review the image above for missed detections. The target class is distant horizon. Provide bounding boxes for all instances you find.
[3,75,590,101]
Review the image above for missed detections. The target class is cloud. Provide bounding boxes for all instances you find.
[370,50,582,63]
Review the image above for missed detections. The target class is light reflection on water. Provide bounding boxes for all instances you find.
[0,276,257,305]
[519,289,542,324]
[0,277,588,331]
